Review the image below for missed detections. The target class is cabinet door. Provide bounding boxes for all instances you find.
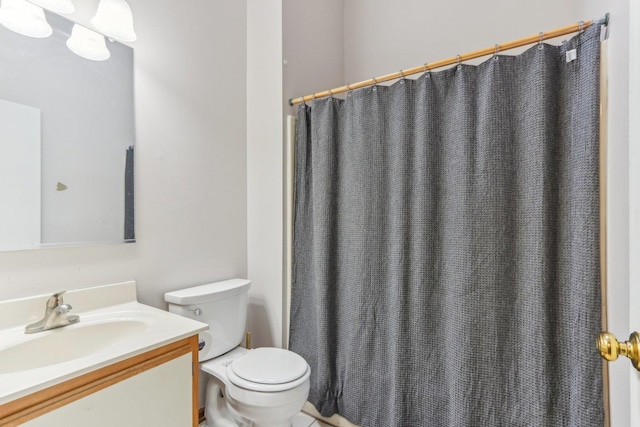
[24,353,193,427]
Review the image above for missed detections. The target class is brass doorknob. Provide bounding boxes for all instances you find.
[597,331,640,371]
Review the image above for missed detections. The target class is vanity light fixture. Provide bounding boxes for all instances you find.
[66,23,110,61]
[0,0,52,38]
[28,0,74,14]
[90,0,136,42]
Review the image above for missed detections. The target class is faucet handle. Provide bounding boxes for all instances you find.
[46,291,66,310]
[56,303,73,313]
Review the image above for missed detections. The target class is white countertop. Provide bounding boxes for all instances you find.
[0,281,207,406]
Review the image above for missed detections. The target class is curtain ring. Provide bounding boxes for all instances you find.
[493,44,499,60]
[424,63,431,78]
[399,69,405,84]
[328,88,333,98]
[372,76,378,91]
[579,20,584,32]
[347,83,352,97]
[538,32,544,50]
[456,55,462,70]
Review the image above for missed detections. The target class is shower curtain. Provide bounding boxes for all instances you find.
[290,25,604,427]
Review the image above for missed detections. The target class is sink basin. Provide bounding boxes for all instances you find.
[0,319,149,374]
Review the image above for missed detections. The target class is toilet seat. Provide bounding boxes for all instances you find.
[226,348,310,392]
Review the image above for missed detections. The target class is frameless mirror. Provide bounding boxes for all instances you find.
[0,8,135,251]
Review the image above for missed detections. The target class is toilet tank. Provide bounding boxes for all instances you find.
[164,279,251,361]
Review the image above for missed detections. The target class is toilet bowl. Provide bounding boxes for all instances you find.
[164,279,311,427]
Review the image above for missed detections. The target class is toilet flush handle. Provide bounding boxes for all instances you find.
[187,308,202,316]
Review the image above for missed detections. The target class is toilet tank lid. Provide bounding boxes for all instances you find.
[164,279,251,305]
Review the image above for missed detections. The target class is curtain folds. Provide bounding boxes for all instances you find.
[290,24,604,427]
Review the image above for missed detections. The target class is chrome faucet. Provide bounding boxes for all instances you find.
[25,291,80,334]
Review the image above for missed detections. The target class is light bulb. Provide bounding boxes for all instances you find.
[91,0,136,42]
[66,23,110,61]
[0,0,52,38]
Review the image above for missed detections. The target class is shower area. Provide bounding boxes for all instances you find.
[282,8,614,427]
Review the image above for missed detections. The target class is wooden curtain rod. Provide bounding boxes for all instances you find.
[289,13,609,106]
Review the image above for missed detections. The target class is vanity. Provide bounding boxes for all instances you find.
[0,282,208,427]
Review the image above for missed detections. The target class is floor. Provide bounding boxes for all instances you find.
[301,402,359,427]
[200,411,332,427]
[292,411,331,427]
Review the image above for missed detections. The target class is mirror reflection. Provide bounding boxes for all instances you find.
[0,8,135,251]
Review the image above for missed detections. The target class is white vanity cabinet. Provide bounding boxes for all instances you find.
[0,336,199,427]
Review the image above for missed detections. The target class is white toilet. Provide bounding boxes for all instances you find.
[164,279,310,427]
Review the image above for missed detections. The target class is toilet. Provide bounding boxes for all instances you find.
[164,279,310,427]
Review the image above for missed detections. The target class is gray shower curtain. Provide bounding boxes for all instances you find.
[290,25,604,427]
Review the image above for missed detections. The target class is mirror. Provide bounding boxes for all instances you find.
[0,9,135,251]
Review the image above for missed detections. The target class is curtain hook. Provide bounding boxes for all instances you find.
[328,88,333,98]
[456,55,462,70]
[347,83,352,97]
[579,20,584,32]
[538,32,544,50]
[493,44,499,60]
[399,69,405,84]
[424,63,431,78]
[372,76,378,91]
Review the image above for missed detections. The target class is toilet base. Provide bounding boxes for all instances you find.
[225,387,308,427]
[203,373,308,427]
[201,347,310,427]
[251,423,293,427]
[204,376,238,427]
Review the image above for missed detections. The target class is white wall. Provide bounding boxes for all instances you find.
[0,0,248,309]
[344,0,583,83]
[247,0,284,348]
[629,2,640,425]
